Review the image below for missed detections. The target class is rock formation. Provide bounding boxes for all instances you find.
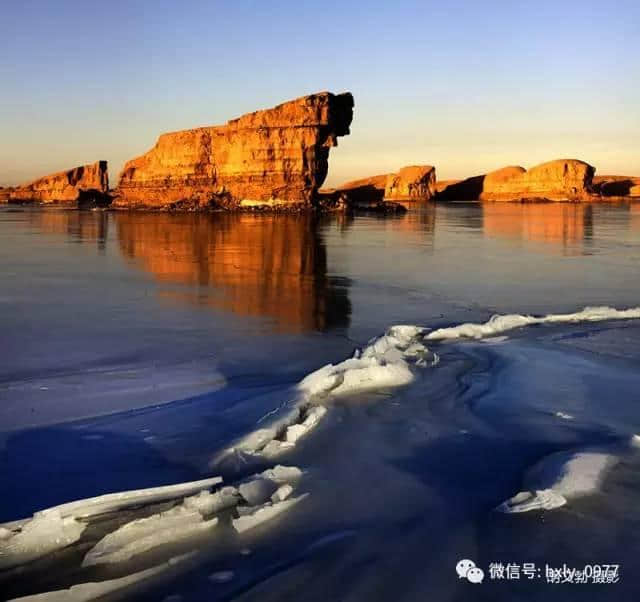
[384,165,436,201]
[437,159,595,201]
[320,174,389,205]
[114,92,354,209]
[8,161,109,205]
[0,187,13,202]
[592,175,640,198]
[323,165,436,207]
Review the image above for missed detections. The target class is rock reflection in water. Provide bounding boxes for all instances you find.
[481,203,594,254]
[116,213,351,333]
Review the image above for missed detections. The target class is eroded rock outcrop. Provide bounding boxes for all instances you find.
[437,159,595,201]
[323,164,436,208]
[592,175,640,198]
[114,92,354,209]
[384,165,436,201]
[9,161,109,205]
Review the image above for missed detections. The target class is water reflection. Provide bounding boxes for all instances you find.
[25,208,109,250]
[115,213,351,333]
[632,204,640,231]
[7,201,639,333]
[481,203,594,254]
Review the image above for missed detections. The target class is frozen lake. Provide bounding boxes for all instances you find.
[1,203,639,601]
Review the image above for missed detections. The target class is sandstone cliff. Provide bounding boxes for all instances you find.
[320,174,389,204]
[0,187,13,202]
[437,159,595,201]
[114,92,354,209]
[384,165,436,201]
[9,161,109,205]
[324,164,436,206]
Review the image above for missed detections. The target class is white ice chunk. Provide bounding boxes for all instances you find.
[182,487,240,515]
[298,326,427,399]
[217,325,432,464]
[0,476,223,526]
[555,411,574,420]
[496,450,619,514]
[260,440,295,457]
[238,479,279,506]
[270,484,293,503]
[284,424,307,443]
[83,506,217,567]
[228,428,279,453]
[232,494,308,534]
[302,405,327,428]
[257,465,303,484]
[496,489,567,513]
[237,465,301,505]
[427,306,640,341]
[0,511,86,570]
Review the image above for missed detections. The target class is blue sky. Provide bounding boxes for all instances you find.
[1,0,638,187]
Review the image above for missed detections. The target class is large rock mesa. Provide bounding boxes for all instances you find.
[115,92,354,209]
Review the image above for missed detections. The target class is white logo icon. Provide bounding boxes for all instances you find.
[456,559,484,583]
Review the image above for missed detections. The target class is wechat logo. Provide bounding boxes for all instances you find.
[456,559,485,584]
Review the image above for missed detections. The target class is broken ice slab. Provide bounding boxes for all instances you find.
[183,486,241,516]
[260,439,295,457]
[83,506,218,567]
[270,484,293,503]
[232,494,308,534]
[0,511,87,570]
[0,475,223,571]
[238,466,303,505]
[4,476,224,524]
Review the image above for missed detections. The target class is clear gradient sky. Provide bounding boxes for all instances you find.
[1,0,638,188]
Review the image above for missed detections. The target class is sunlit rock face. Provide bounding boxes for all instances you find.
[116,213,351,332]
[437,159,595,201]
[384,165,436,201]
[324,165,436,206]
[114,92,354,209]
[8,161,109,204]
